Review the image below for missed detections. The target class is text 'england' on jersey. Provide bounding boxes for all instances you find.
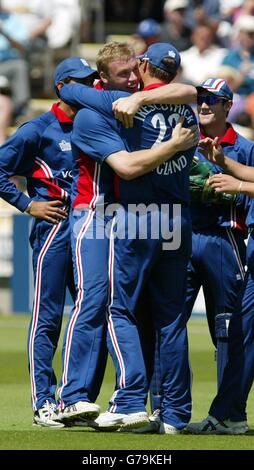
[119,103,197,205]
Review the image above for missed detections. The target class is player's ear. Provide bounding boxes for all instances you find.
[224,100,232,112]
[99,71,109,86]
[56,81,65,91]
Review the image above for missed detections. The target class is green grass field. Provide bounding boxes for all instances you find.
[0,315,253,450]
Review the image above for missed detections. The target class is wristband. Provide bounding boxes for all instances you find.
[25,201,33,213]
[238,181,243,194]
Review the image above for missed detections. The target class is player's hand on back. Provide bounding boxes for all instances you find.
[113,94,142,129]
[171,118,199,152]
[26,200,68,224]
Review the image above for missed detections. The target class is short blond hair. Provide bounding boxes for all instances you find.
[96,42,136,75]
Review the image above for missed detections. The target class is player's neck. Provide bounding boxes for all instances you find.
[142,77,163,87]
[202,122,227,139]
[59,101,76,119]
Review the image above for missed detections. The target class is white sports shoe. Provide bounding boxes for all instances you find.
[33,401,64,428]
[186,415,248,435]
[132,409,161,433]
[94,411,149,431]
[57,401,100,425]
[159,422,181,434]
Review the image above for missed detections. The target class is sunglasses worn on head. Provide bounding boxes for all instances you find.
[197,95,227,106]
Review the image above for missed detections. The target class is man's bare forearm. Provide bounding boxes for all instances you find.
[239,181,254,197]
[137,83,197,106]
[108,139,181,180]
[113,83,197,128]
[107,125,198,180]
[223,156,254,182]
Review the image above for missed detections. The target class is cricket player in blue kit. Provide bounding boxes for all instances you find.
[185,79,248,389]
[109,77,250,432]
[147,80,249,426]
[186,138,254,435]
[57,43,198,432]
[0,57,99,427]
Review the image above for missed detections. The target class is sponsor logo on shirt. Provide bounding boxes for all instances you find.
[59,140,71,151]
[62,170,73,179]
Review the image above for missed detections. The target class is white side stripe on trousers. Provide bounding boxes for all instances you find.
[106,219,126,412]
[29,222,62,410]
[226,227,245,280]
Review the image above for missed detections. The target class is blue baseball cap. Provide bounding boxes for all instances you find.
[136,19,161,38]
[137,42,181,74]
[54,56,99,86]
[196,78,233,100]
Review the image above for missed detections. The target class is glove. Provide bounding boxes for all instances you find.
[189,156,236,204]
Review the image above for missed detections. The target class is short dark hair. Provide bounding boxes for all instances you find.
[148,57,177,83]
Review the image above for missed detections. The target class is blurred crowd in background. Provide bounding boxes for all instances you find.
[122,0,254,142]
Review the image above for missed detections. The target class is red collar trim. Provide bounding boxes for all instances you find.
[94,80,104,90]
[200,123,237,145]
[143,82,167,91]
[51,103,73,123]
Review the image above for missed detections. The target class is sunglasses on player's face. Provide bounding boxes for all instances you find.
[197,95,227,106]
